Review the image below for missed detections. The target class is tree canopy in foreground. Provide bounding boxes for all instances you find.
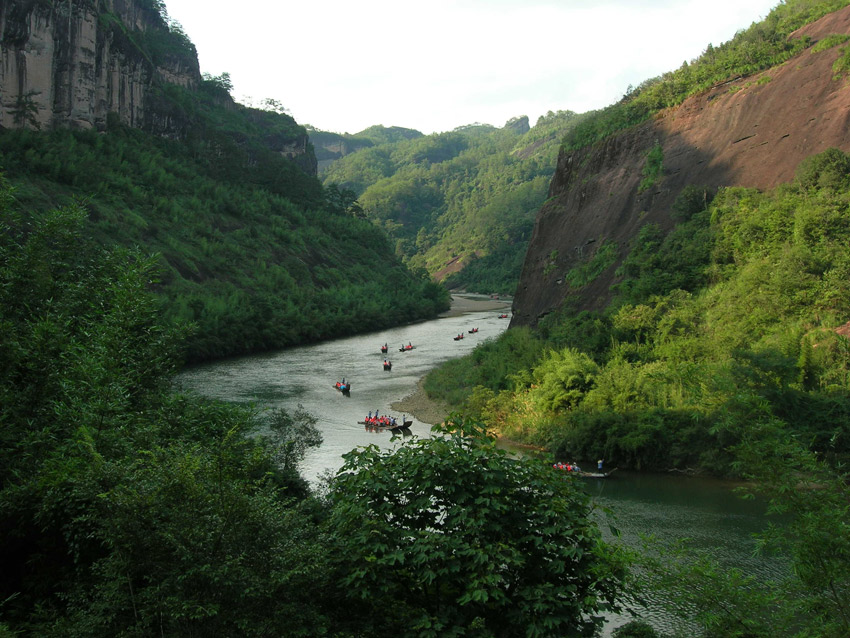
[329,417,630,638]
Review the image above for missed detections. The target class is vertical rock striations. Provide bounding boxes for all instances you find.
[0,0,200,134]
[0,0,316,174]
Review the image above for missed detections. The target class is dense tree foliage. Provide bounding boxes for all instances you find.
[421,142,850,634]
[427,149,850,474]
[322,112,580,294]
[0,188,335,635]
[0,95,449,362]
[0,188,629,634]
[329,417,630,638]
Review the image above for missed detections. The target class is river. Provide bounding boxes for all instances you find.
[177,294,513,480]
[176,294,785,635]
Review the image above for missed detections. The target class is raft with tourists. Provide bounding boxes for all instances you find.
[553,461,616,478]
[359,413,412,432]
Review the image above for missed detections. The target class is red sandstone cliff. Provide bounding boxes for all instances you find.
[512,6,850,327]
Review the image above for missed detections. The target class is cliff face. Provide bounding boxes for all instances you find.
[512,6,850,326]
[0,0,316,174]
[0,0,200,133]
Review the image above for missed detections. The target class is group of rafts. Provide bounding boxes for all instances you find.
[552,460,616,478]
[336,317,497,432]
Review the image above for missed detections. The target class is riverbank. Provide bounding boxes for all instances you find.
[390,294,510,424]
[439,293,511,318]
[390,377,451,425]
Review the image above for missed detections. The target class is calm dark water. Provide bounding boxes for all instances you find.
[586,471,786,635]
[176,295,784,636]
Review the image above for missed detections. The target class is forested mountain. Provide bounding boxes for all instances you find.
[321,112,581,294]
[0,0,448,362]
[425,0,850,475]
[2,0,849,635]
[421,4,850,632]
[309,125,424,171]
[513,0,850,324]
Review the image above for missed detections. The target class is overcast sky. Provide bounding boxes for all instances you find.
[162,0,780,135]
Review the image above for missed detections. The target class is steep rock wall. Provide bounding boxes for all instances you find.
[512,6,850,326]
[0,0,316,174]
[0,0,200,133]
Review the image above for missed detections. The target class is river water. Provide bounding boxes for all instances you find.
[177,295,514,480]
[176,294,785,635]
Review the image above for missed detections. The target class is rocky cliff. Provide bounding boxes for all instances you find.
[512,6,850,326]
[0,0,201,133]
[0,0,315,174]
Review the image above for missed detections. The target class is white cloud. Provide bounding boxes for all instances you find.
[163,0,779,134]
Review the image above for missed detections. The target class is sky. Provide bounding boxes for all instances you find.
[162,0,781,135]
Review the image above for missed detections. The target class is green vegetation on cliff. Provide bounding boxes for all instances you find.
[563,0,850,153]
[427,149,850,475]
[423,146,850,637]
[0,79,448,362]
[322,112,580,294]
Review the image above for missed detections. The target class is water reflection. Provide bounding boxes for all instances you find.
[586,471,787,635]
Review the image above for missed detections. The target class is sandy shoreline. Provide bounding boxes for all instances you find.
[390,376,453,426]
[438,293,511,318]
[390,294,511,424]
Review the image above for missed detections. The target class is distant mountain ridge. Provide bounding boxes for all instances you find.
[309,125,423,171]
[319,112,580,294]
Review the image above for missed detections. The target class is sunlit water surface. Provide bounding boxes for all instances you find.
[177,297,513,480]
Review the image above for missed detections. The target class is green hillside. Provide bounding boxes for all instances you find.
[2,1,848,635]
[0,181,625,636]
[428,150,850,467]
[321,112,581,295]
[0,80,448,363]
[423,0,850,479]
[309,125,424,172]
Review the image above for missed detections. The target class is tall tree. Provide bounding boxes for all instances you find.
[328,417,630,638]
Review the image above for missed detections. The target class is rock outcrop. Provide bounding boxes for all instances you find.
[512,6,850,327]
[0,0,316,174]
[0,0,199,133]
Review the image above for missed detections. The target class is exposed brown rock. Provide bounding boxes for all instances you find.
[835,321,850,339]
[512,6,850,326]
